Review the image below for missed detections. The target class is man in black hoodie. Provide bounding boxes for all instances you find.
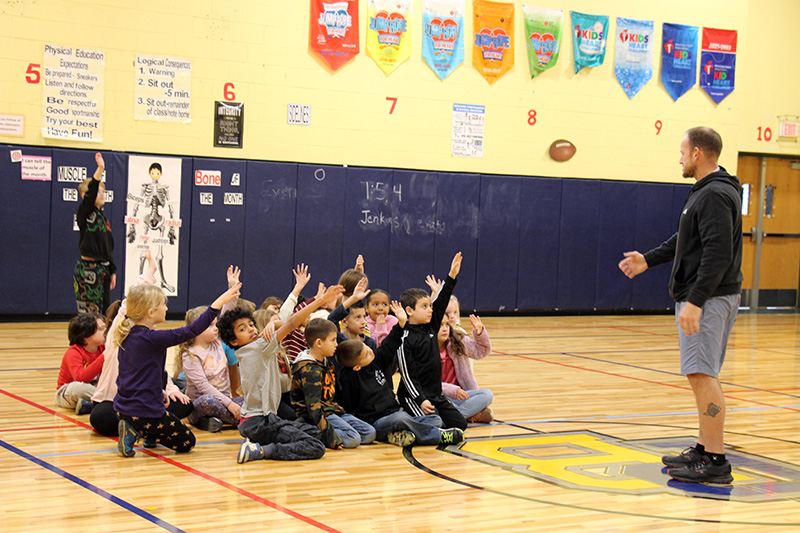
[619,127,742,484]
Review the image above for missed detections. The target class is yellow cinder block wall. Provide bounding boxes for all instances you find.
[1,0,798,182]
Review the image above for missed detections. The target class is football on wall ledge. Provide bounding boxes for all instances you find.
[548,139,576,162]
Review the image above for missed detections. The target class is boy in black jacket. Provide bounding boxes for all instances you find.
[336,300,464,447]
[395,252,468,431]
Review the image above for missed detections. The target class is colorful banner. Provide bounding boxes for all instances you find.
[700,27,737,104]
[614,17,653,99]
[472,0,515,85]
[310,0,360,72]
[570,11,608,73]
[522,5,563,79]
[367,0,412,75]
[422,0,465,80]
[661,23,698,101]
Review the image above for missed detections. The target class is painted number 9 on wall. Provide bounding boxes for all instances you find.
[287,104,310,126]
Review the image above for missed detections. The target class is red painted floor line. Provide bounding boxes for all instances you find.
[0,387,341,533]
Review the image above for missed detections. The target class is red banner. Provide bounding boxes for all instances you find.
[310,0,360,72]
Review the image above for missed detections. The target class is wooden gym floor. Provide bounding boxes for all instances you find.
[2,312,799,532]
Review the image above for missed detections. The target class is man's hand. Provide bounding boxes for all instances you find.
[679,302,702,336]
[618,251,648,279]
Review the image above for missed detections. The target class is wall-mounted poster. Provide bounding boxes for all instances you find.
[214,101,244,148]
[41,44,104,142]
[124,155,182,296]
[522,5,563,79]
[134,54,191,123]
[570,11,608,74]
[615,17,653,99]
[472,0,514,85]
[367,0,412,75]
[700,27,737,104]
[310,0,360,72]
[422,0,465,80]
[661,23,698,101]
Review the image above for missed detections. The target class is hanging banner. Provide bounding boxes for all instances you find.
[422,0,465,80]
[41,44,104,142]
[614,17,654,99]
[570,11,608,74]
[522,5,562,79]
[124,156,182,296]
[472,0,515,85]
[661,23,698,101]
[700,27,737,104]
[367,0,412,76]
[310,0,360,72]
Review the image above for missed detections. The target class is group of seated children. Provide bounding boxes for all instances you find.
[56,252,494,463]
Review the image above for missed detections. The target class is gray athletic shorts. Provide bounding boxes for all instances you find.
[676,294,740,377]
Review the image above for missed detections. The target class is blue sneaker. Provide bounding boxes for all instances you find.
[237,439,264,464]
[118,419,141,457]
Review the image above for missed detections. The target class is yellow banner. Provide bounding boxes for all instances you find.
[367,0,412,75]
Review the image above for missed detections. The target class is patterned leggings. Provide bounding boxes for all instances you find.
[187,395,244,426]
[74,259,112,314]
[119,412,196,453]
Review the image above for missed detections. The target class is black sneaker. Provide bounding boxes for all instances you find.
[196,416,223,433]
[75,398,93,415]
[439,428,464,445]
[668,457,733,484]
[662,446,703,468]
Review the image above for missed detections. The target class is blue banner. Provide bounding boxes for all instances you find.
[661,23,698,101]
[614,18,653,99]
[570,11,609,74]
[700,27,737,104]
[422,0,465,80]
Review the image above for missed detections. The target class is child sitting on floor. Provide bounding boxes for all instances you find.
[57,313,106,415]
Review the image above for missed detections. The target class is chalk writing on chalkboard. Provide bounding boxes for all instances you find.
[362,180,402,203]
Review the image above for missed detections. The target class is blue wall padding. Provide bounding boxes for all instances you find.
[294,164,347,290]
[0,146,53,314]
[517,176,562,310]
[631,183,681,309]
[434,172,480,311]
[476,175,522,311]
[343,167,394,294]
[595,181,638,309]
[187,158,247,309]
[557,179,602,310]
[1,143,694,315]
[242,161,298,304]
[388,170,438,298]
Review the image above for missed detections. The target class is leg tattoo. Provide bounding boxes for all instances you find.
[703,402,721,418]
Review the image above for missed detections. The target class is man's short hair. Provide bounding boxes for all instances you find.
[335,339,365,368]
[304,318,338,346]
[400,288,429,311]
[686,127,723,159]
[217,307,255,347]
[68,312,103,346]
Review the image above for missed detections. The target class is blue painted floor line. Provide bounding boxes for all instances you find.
[36,439,244,458]
[0,438,187,533]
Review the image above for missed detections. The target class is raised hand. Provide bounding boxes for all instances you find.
[425,275,442,295]
[226,265,241,288]
[319,284,345,307]
[449,251,463,278]
[469,314,484,335]
[390,300,407,327]
[293,263,311,290]
[212,282,242,309]
[354,254,365,273]
[352,277,370,301]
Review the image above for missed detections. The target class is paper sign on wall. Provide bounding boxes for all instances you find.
[21,155,52,181]
[135,55,192,122]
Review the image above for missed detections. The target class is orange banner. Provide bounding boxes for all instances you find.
[472,0,514,84]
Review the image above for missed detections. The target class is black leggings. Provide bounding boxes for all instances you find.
[90,400,193,437]
[119,412,196,453]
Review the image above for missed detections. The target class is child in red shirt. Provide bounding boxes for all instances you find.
[56,313,106,415]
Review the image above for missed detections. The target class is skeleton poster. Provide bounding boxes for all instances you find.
[124,155,182,296]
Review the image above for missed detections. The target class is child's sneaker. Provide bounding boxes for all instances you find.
[387,430,416,447]
[143,437,158,449]
[118,419,141,457]
[237,439,264,464]
[439,428,465,445]
[75,398,93,415]
[197,416,224,433]
[467,408,493,424]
